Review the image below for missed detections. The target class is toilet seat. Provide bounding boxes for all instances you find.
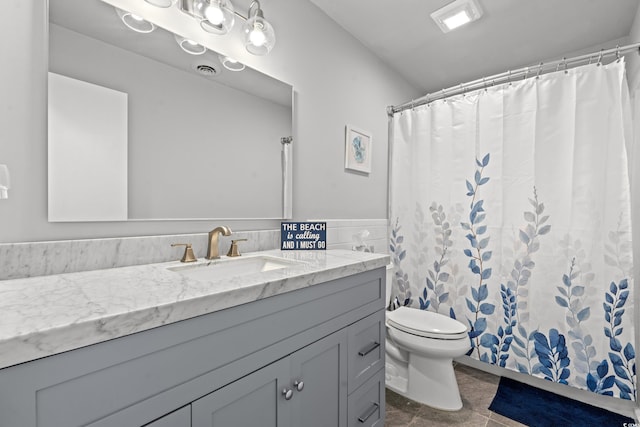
[387,307,468,340]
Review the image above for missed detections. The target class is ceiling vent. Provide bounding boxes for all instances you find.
[192,62,220,76]
[431,0,483,33]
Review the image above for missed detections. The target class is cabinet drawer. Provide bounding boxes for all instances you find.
[347,368,385,427]
[348,310,385,393]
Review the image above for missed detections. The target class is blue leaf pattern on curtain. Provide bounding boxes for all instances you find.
[460,153,496,361]
[388,60,635,400]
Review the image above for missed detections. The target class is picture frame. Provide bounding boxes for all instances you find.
[344,124,372,174]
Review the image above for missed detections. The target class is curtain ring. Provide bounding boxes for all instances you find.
[523,67,529,80]
[597,49,604,66]
[616,45,621,63]
[563,57,568,74]
[483,77,488,92]
[536,62,543,79]
[507,70,512,85]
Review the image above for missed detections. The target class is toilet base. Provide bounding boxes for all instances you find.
[406,353,463,411]
[385,361,408,393]
[385,354,463,411]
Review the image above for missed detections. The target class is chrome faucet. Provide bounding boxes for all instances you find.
[206,226,232,259]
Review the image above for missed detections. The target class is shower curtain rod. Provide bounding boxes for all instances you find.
[388,42,640,116]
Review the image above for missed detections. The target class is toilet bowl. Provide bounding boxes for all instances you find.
[385,266,470,411]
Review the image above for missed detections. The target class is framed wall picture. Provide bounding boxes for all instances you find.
[344,124,372,174]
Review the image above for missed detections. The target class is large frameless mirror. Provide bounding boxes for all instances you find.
[48,0,293,221]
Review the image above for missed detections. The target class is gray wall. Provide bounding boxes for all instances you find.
[0,1,419,243]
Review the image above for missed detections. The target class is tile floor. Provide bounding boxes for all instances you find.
[384,363,526,427]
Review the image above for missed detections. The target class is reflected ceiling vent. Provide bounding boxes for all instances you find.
[192,62,220,76]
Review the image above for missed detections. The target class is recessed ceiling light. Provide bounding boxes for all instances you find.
[431,0,483,33]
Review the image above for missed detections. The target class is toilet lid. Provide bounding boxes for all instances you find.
[387,307,468,340]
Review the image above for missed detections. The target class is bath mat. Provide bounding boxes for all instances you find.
[488,376,635,427]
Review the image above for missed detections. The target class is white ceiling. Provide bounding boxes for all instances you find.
[310,0,640,93]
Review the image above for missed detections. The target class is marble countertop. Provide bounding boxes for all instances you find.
[0,249,389,370]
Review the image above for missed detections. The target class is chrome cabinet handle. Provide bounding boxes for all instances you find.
[294,380,304,392]
[282,388,293,400]
[358,402,379,423]
[358,341,380,357]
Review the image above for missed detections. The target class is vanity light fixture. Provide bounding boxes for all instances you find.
[126,0,277,55]
[175,34,207,55]
[173,0,276,55]
[430,0,483,33]
[243,0,276,55]
[0,164,10,200]
[219,55,245,71]
[115,7,156,33]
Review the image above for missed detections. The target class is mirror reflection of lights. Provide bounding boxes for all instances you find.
[140,0,277,56]
[115,8,156,33]
[144,0,176,7]
[219,55,246,72]
[174,34,207,55]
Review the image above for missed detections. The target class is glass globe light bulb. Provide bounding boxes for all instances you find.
[249,23,267,47]
[193,0,235,35]
[205,4,224,25]
[243,14,275,55]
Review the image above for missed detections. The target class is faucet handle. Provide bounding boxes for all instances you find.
[171,243,198,263]
[227,239,248,257]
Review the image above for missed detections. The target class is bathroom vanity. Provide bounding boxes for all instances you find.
[0,250,387,427]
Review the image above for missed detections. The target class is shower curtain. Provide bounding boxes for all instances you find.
[389,60,636,400]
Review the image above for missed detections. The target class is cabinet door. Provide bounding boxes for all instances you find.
[144,405,191,427]
[289,330,348,427]
[192,357,290,427]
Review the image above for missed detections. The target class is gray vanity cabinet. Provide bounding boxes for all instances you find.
[144,406,191,427]
[0,267,385,427]
[288,328,348,427]
[192,356,289,427]
[192,329,347,427]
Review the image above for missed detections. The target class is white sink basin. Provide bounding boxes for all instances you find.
[167,255,302,281]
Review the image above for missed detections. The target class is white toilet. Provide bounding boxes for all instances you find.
[385,266,471,411]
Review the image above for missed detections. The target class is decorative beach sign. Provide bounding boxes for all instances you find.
[281,222,327,250]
